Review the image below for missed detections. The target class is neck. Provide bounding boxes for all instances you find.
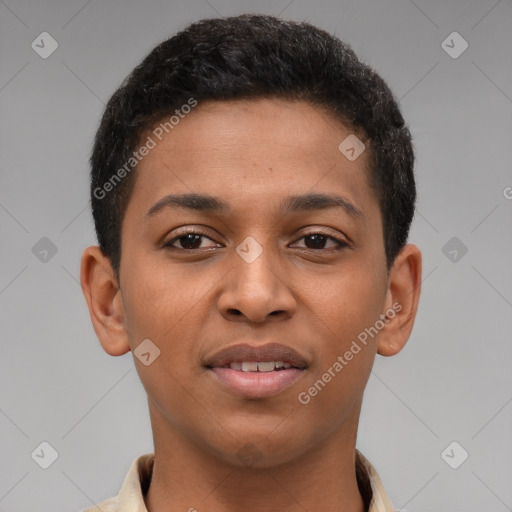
[144,402,366,512]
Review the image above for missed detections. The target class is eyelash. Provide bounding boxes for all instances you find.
[162,229,348,252]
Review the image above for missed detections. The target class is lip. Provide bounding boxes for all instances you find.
[204,343,308,399]
[204,343,308,369]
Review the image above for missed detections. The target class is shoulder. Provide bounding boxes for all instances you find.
[77,453,154,512]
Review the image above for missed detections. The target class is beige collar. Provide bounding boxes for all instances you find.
[84,450,395,512]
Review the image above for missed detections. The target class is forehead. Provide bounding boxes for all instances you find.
[143,98,365,167]
[128,98,377,220]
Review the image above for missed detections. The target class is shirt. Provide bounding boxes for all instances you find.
[83,449,395,512]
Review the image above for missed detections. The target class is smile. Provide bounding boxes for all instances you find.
[227,361,293,371]
[205,343,308,398]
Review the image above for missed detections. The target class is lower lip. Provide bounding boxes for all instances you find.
[209,367,305,399]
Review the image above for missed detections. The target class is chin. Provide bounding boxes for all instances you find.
[199,424,317,469]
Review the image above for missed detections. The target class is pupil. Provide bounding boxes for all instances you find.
[177,234,328,250]
[306,234,326,249]
[181,234,201,249]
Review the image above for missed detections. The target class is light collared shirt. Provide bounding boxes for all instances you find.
[83,450,395,512]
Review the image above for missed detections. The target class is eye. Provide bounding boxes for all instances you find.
[291,232,348,251]
[162,230,348,252]
[163,231,221,250]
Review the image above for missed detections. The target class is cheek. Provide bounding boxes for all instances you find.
[120,257,207,347]
[298,260,385,404]
[120,271,206,428]
[296,328,377,429]
[305,263,386,342]
[119,259,211,397]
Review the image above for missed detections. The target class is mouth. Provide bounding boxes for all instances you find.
[204,343,308,399]
[225,361,296,371]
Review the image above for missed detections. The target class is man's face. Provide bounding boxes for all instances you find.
[119,98,389,466]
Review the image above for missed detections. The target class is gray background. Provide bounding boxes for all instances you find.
[1,0,511,511]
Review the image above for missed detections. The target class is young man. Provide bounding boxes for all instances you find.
[80,14,421,512]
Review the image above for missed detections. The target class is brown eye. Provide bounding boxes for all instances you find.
[292,233,347,250]
[163,232,221,250]
[304,234,329,249]
[171,234,203,250]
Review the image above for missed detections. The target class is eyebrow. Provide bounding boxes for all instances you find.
[145,192,365,220]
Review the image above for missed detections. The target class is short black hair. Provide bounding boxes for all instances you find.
[90,14,415,281]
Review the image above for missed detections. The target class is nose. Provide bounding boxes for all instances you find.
[217,248,297,324]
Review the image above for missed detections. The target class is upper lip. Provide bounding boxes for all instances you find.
[204,343,309,369]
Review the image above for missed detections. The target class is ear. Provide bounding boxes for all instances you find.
[377,243,422,357]
[80,246,130,356]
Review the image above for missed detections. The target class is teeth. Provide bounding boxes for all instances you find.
[257,362,275,372]
[241,361,258,372]
[228,361,293,372]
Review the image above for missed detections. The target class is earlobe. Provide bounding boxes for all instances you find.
[80,246,131,356]
[377,243,422,357]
